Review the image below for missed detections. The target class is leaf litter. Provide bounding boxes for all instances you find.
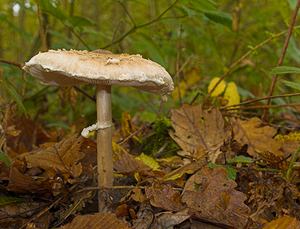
[0,103,299,228]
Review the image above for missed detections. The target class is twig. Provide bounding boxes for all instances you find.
[74,86,95,102]
[67,26,91,50]
[223,92,300,108]
[0,58,95,102]
[223,103,300,111]
[75,185,183,193]
[19,196,64,229]
[202,25,300,101]
[102,0,183,49]
[263,0,300,120]
[0,59,22,69]
[117,124,148,145]
[118,1,136,26]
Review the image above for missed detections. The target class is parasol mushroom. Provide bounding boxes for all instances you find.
[23,49,174,211]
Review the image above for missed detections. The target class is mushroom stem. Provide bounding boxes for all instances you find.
[96,84,113,211]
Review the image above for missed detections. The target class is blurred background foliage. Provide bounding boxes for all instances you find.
[0,0,299,130]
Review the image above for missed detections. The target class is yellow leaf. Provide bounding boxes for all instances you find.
[136,153,160,171]
[172,68,201,100]
[208,77,226,97]
[172,83,187,100]
[223,82,240,106]
[263,216,300,229]
[186,68,201,85]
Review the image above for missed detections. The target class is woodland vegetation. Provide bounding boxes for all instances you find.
[0,0,300,228]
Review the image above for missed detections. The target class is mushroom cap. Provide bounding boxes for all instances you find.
[23,49,174,94]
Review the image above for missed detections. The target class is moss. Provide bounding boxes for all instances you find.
[140,117,178,158]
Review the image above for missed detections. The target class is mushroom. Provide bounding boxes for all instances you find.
[23,49,174,211]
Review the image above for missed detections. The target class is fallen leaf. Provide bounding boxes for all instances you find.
[163,160,206,181]
[182,166,250,228]
[152,209,190,229]
[132,204,154,229]
[7,136,86,193]
[136,153,160,171]
[114,152,153,176]
[7,161,50,193]
[170,105,230,160]
[145,183,184,211]
[190,220,224,229]
[263,215,300,229]
[130,188,146,203]
[3,106,56,157]
[0,201,45,229]
[59,213,131,229]
[24,136,85,179]
[232,117,284,159]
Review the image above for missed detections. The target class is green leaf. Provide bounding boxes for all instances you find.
[178,0,232,28]
[40,0,66,21]
[270,66,300,75]
[67,16,95,28]
[2,78,27,115]
[208,163,237,180]
[0,195,23,206]
[0,150,11,167]
[283,80,300,90]
[227,155,254,164]
[203,10,232,28]
[226,166,237,180]
[208,162,219,169]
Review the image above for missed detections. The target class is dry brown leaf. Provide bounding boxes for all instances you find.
[114,152,153,176]
[145,183,184,211]
[0,201,49,229]
[7,136,86,193]
[263,215,300,229]
[170,105,230,160]
[162,158,207,182]
[190,220,224,229]
[24,136,85,179]
[132,204,154,229]
[232,117,283,158]
[7,160,50,193]
[151,209,190,229]
[3,106,57,157]
[182,166,250,228]
[130,188,146,203]
[59,213,131,229]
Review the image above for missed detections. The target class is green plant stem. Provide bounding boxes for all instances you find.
[201,25,300,101]
[0,59,22,69]
[263,0,300,121]
[102,0,184,49]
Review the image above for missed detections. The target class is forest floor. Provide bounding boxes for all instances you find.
[0,101,300,229]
